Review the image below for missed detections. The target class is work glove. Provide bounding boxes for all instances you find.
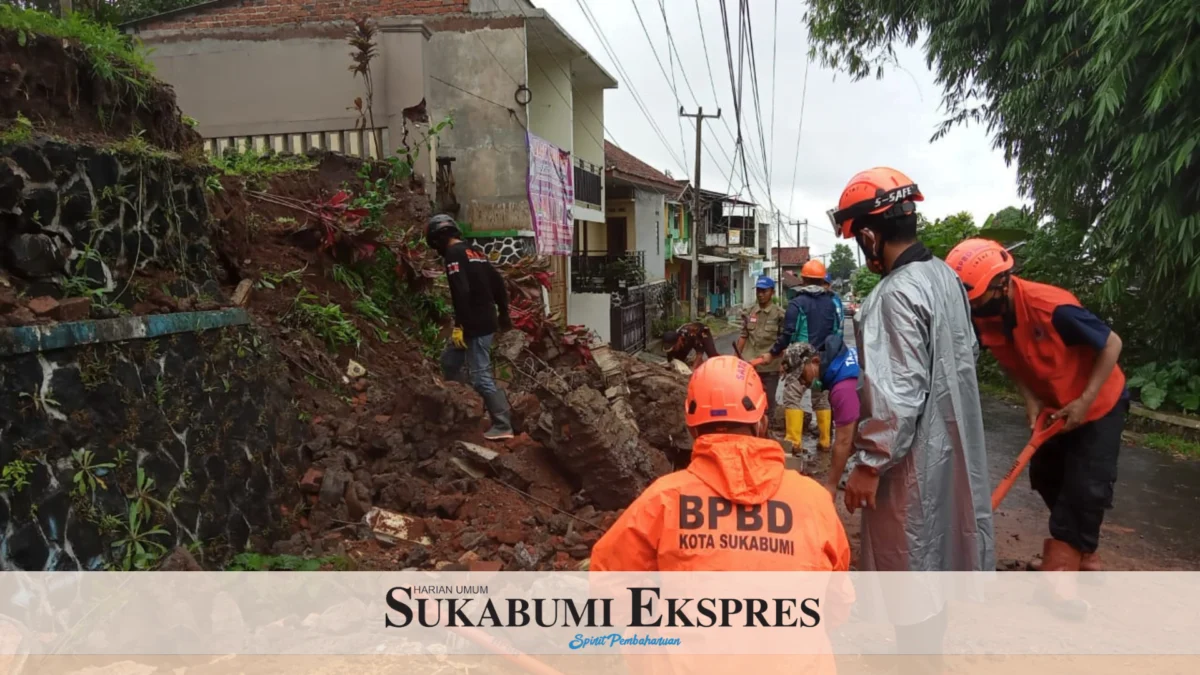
[451,326,466,350]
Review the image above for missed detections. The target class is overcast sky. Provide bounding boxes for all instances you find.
[535,0,1026,256]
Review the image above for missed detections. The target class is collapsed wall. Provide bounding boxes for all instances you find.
[0,25,301,570]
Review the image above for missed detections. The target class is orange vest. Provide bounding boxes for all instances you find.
[976,277,1125,422]
[591,435,851,572]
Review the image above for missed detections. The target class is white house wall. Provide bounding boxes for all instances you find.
[568,292,612,344]
[634,190,666,281]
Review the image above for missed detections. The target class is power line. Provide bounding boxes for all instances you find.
[742,0,776,217]
[431,75,525,129]
[486,0,615,154]
[575,0,689,171]
[787,56,812,219]
[769,0,778,184]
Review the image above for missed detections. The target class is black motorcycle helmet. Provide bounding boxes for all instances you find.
[425,214,461,253]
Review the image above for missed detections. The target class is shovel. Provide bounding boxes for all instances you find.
[991,409,1065,511]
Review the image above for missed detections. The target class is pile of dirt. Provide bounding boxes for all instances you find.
[0,29,199,152]
[200,151,692,571]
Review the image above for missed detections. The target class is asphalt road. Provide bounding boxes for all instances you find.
[714,312,1200,568]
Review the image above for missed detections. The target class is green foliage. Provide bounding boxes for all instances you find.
[112,503,170,570]
[71,449,115,497]
[1141,433,1200,459]
[257,264,307,290]
[827,243,857,281]
[850,266,881,299]
[125,467,168,524]
[291,289,362,349]
[0,113,33,145]
[804,0,1200,357]
[0,5,155,95]
[0,460,34,492]
[1126,361,1200,413]
[919,212,978,260]
[225,552,350,571]
[209,149,316,178]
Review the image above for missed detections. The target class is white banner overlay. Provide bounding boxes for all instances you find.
[0,572,1197,657]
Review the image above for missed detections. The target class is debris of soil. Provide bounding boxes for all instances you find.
[0,29,200,152]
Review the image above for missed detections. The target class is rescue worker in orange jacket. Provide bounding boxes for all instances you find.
[946,239,1127,582]
[590,355,851,572]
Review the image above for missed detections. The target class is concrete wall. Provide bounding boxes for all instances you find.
[634,190,666,281]
[140,26,428,154]
[526,51,573,154]
[428,25,533,232]
[572,85,604,169]
[579,220,606,252]
[567,292,611,344]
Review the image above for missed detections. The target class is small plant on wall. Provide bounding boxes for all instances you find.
[347,16,384,156]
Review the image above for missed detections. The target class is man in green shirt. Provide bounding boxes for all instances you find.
[737,276,786,421]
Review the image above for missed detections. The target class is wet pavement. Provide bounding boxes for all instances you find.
[712,313,1200,569]
[981,395,1200,569]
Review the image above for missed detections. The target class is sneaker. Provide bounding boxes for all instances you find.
[483,425,515,441]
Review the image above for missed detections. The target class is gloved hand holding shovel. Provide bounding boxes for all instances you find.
[991,409,1066,511]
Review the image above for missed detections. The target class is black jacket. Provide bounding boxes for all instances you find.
[444,241,510,338]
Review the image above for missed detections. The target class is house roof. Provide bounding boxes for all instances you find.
[773,247,810,266]
[605,142,683,194]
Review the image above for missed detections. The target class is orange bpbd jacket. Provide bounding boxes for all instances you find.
[590,434,851,572]
[976,277,1126,423]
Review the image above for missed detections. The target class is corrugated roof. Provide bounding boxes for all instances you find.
[773,247,810,266]
[604,141,682,193]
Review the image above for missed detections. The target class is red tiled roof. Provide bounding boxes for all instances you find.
[773,247,810,266]
[604,141,682,193]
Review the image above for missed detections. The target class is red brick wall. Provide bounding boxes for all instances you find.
[141,0,469,31]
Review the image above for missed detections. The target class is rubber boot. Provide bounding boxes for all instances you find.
[1029,550,1103,572]
[784,410,805,454]
[816,409,832,452]
[1038,538,1089,620]
[481,389,515,441]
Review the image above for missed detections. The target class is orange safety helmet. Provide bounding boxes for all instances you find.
[685,355,768,428]
[945,238,1015,301]
[800,259,827,280]
[829,167,924,239]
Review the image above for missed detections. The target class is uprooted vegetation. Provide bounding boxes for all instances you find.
[202,148,694,571]
[0,8,699,572]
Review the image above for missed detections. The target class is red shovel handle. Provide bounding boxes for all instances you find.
[990,409,1066,511]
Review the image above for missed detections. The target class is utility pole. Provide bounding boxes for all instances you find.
[775,209,782,299]
[680,106,722,320]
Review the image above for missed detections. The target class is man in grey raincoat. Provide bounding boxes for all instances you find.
[828,168,993,667]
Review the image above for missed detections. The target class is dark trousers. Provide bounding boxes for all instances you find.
[1029,398,1128,553]
[758,371,780,421]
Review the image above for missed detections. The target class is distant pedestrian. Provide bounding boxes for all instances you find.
[752,259,839,453]
[736,276,786,420]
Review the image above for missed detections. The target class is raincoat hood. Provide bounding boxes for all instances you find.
[687,434,785,505]
[798,284,828,296]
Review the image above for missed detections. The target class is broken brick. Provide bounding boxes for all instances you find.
[468,560,503,572]
[299,467,325,494]
[27,296,58,316]
[55,297,92,321]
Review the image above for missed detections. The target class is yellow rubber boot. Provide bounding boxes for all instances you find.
[785,410,805,449]
[816,409,832,451]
